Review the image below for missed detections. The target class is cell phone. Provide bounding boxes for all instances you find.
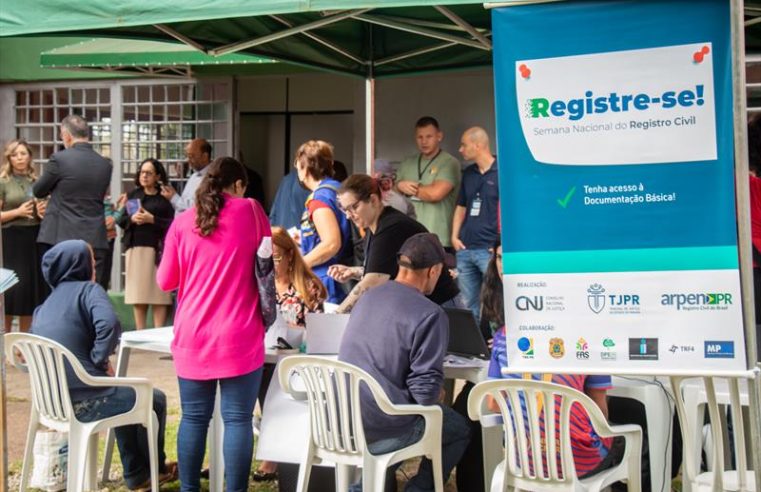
[126,198,141,216]
[276,337,294,350]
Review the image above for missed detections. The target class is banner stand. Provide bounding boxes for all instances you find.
[730,0,761,483]
[488,0,761,484]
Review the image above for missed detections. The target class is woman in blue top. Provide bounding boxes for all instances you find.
[294,140,351,304]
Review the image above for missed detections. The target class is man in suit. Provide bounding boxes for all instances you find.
[33,114,112,289]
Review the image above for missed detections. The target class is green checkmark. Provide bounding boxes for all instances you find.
[557,186,576,208]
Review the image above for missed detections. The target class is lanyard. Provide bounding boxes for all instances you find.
[470,167,493,204]
[417,149,442,180]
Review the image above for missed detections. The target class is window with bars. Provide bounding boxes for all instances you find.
[12,80,231,292]
[14,87,112,171]
[120,82,229,191]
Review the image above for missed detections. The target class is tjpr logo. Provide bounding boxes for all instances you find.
[575,337,590,360]
[516,296,543,311]
[517,337,535,359]
[587,284,606,314]
[704,340,735,359]
[587,283,640,315]
[628,338,659,361]
[549,338,565,359]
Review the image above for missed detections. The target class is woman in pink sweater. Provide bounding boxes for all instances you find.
[157,157,271,491]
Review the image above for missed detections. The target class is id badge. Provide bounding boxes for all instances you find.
[470,197,482,217]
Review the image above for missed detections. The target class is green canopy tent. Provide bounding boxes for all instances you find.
[1,2,493,78]
[2,1,497,175]
[39,38,277,78]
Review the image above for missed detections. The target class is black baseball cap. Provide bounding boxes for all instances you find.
[397,233,456,269]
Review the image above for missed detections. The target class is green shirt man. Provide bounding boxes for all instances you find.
[396,117,461,248]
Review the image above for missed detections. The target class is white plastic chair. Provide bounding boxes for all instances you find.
[278,355,444,492]
[670,375,756,492]
[467,379,642,492]
[5,332,159,492]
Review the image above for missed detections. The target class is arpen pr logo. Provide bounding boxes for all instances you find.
[587,284,606,314]
[575,337,590,360]
[704,340,735,359]
[628,338,659,361]
[661,292,732,311]
[517,337,535,359]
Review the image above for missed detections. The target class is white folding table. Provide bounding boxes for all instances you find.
[256,355,501,492]
[102,327,285,492]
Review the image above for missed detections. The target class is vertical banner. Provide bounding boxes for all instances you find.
[493,0,748,373]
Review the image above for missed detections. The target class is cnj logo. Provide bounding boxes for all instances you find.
[516,296,543,311]
[704,340,735,359]
[575,337,590,360]
[517,337,535,359]
[628,338,659,361]
[661,292,732,311]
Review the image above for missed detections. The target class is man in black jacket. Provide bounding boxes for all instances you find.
[33,114,112,289]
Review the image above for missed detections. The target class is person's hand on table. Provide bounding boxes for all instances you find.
[328,264,361,282]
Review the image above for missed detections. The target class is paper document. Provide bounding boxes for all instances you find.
[0,268,19,294]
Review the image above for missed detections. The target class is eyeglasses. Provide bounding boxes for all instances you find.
[339,200,362,216]
[139,170,156,176]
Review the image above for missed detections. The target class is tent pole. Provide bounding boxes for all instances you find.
[154,24,207,53]
[210,9,371,56]
[269,15,368,66]
[353,14,488,51]
[365,76,375,175]
[730,0,761,485]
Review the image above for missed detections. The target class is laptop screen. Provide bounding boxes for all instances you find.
[444,308,490,360]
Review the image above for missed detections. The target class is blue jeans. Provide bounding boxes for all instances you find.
[73,387,168,489]
[177,368,262,492]
[350,405,471,492]
[455,249,492,320]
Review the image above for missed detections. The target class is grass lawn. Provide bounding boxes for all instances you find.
[9,404,684,492]
[11,407,278,492]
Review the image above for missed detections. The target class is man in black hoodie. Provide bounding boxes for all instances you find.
[31,240,175,491]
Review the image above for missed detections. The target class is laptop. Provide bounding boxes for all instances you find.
[444,308,490,360]
[304,313,351,354]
